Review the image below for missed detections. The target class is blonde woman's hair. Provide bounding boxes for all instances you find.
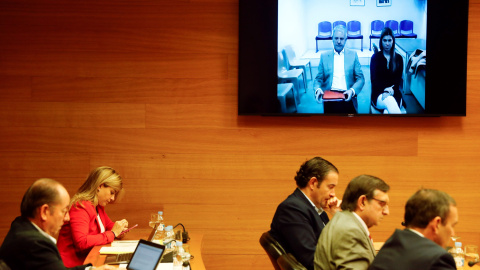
[70,166,123,208]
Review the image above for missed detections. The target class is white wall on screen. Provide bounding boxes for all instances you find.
[278,0,427,54]
[278,0,308,56]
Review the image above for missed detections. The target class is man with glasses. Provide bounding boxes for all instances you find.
[314,175,390,270]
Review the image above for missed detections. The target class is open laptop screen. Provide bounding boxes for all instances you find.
[127,239,165,270]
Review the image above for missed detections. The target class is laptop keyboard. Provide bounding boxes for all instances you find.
[118,252,133,262]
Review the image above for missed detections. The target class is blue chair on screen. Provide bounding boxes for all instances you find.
[277,83,297,113]
[315,21,332,52]
[385,20,401,38]
[400,20,417,38]
[283,45,312,86]
[369,20,384,51]
[278,52,304,105]
[333,20,346,29]
[347,20,364,51]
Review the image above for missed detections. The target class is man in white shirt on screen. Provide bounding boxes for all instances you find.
[314,25,365,114]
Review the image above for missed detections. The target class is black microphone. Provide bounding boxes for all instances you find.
[173,223,190,243]
[468,260,479,267]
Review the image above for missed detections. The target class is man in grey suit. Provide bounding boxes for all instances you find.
[314,175,390,270]
[314,25,365,114]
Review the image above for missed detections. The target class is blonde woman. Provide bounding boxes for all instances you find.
[57,166,128,267]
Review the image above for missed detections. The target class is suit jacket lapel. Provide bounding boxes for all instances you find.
[348,212,376,256]
[293,188,326,229]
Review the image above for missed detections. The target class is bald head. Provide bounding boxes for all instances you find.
[20,178,67,218]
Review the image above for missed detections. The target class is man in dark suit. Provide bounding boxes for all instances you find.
[269,157,341,270]
[314,25,365,114]
[0,178,114,270]
[368,189,458,270]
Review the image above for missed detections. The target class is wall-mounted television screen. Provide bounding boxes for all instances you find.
[238,0,468,116]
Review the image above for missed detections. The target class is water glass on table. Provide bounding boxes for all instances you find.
[465,245,479,264]
[149,212,160,228]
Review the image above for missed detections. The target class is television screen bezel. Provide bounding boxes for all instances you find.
[238,0,469,117]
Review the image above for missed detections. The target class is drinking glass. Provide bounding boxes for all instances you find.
[149,212,159,228]
[465,245,479,263]
[182,244,191,262]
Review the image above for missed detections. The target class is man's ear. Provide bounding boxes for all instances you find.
[308,177,318,190]
[39,204,50,221]
[357,195,367,211]
[429,216,442,234]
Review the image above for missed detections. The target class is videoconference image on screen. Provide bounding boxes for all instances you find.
[238,0,468,116]
[279,0,426,115]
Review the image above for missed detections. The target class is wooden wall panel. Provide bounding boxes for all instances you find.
[0,76,31,101]
[0,51,228,79]
[1,1,480,269]
[0,127,419,156]
[0,102,146,128]
[31,77,237,104]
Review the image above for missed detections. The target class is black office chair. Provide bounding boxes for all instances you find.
[259,231,286,270]
[0,260,11,270]
[277,253,307,270]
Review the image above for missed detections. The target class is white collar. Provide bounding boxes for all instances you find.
[333,48,345,56]
[352,212,370,237]
[407,228,425,237]
[298,188,324,215]
[31,221,57,244]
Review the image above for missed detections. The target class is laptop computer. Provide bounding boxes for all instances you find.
[105,223,161,264]
[126,239,166,270]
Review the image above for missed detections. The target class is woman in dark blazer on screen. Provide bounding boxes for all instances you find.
[370,27,404,114]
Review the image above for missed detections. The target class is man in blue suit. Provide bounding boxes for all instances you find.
[269,157,342,270]
[314,25,365,114]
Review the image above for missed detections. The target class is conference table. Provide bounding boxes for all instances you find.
[84,228,205,270]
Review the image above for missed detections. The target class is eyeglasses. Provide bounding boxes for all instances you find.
[371,198,389,209]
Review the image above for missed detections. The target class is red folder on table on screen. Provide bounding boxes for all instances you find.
[323,90,345,101]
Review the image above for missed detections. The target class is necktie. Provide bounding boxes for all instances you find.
[319,211,328,227]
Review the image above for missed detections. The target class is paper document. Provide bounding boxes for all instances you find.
[99,246,136,254]
[156,263,174,270]
[111,240,139,247]
[118,262,175,270]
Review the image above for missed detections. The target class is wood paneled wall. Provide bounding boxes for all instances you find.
[0,1,479,269]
